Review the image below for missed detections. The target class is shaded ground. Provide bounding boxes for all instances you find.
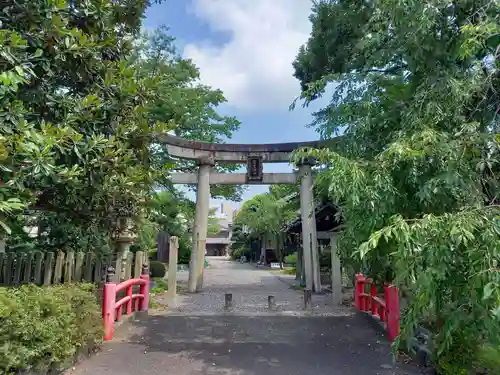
[72,257,421,375]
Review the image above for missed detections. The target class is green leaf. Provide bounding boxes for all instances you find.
[0,220,12,235]
[483,282,497,300]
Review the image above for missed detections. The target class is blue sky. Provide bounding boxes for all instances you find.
[144,0,325,208]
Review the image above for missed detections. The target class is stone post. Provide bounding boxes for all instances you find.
[188,156,213,293]
[298,157,321,292]
[168,236,179,307]
[330,232,342,305]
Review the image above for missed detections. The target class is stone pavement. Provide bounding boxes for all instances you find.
[72,257,422,375]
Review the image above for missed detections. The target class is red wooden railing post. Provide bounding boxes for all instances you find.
[354,274,400,342]
[383,283,391,323]
[370,281,378,317]
[139,264,150,311]
[385,284,400,341]
[355,273,365,309]
[126,284,133,315]
[103,266,117,341]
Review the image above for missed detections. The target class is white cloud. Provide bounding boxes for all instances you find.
[183,0,313,110]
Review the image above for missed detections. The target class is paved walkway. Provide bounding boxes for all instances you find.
[72,257,420,375]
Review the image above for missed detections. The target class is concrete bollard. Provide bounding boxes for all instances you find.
[167,236,179,307]
[268,295,276,311]
[303,289,312,309]
[224,293,233,310]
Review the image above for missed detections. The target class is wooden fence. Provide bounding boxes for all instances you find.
[0,250,149,286]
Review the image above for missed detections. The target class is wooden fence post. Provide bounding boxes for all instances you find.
[23,252,34,283]
[53,251,65,284]
[139,264,150,311]
[74,252,84,282]
[134,251,144,278]
[33,252,43,284]
[43,252,54,285]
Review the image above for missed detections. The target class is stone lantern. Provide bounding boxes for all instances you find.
[115,217,137,276]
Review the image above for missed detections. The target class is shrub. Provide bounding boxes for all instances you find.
[178,236,191,264]
[150,278,168,294]
[285,252,297,266]
[148,249,158,261]
[150,260,166,278]
[0,283,102,374]
[475,344,500,374]
[230,246,245,260]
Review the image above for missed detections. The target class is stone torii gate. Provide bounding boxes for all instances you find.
[161,134,329,293]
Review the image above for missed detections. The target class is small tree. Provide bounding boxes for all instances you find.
[235,192,296,265]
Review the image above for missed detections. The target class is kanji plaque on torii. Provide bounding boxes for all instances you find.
[247,155,263,182]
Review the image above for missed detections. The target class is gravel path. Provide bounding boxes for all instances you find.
[72,257,422,375]
[157,257,348,316]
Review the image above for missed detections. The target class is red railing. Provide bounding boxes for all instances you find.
[354,273,400,341]
[102,264,150,341]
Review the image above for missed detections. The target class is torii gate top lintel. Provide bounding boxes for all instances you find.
[159,134,330,153]
[158,134,337,163]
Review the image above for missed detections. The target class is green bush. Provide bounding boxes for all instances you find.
[230,246,244,260]
[285,252,297,266]
[150,260,166,278]
[475,344,500,374]
[150,277,168,294]
[178,236,191,264]
[148,249,158,261]
[0,283,102,374]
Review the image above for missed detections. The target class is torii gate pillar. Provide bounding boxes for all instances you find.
[298,157,321,292]
[187,156,214,293]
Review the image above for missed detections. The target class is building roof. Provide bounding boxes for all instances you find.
[284,202,342,233]
[206,237,231,245]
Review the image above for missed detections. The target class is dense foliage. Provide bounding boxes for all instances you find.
[233,187,297,263]
[1,0,169,251]
[149,260,166,278]
[293,0,500,372]
[0,283,102,373]
[0,0,240,254]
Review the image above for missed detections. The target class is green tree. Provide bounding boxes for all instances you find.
[235,191,296,264]
[0,0,169,252]
[130,26,245,202]
[0,2,241,255]
[293,0,500,371]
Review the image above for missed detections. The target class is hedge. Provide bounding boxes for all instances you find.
[284,253,297,266]
[150,260,166,278]
[0,283,102,374]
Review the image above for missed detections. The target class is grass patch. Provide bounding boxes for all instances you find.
[150,277,168,294]
[291,283,305,291]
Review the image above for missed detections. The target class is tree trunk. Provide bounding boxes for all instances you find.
[277,233,284,269]
[259,236,266,264]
